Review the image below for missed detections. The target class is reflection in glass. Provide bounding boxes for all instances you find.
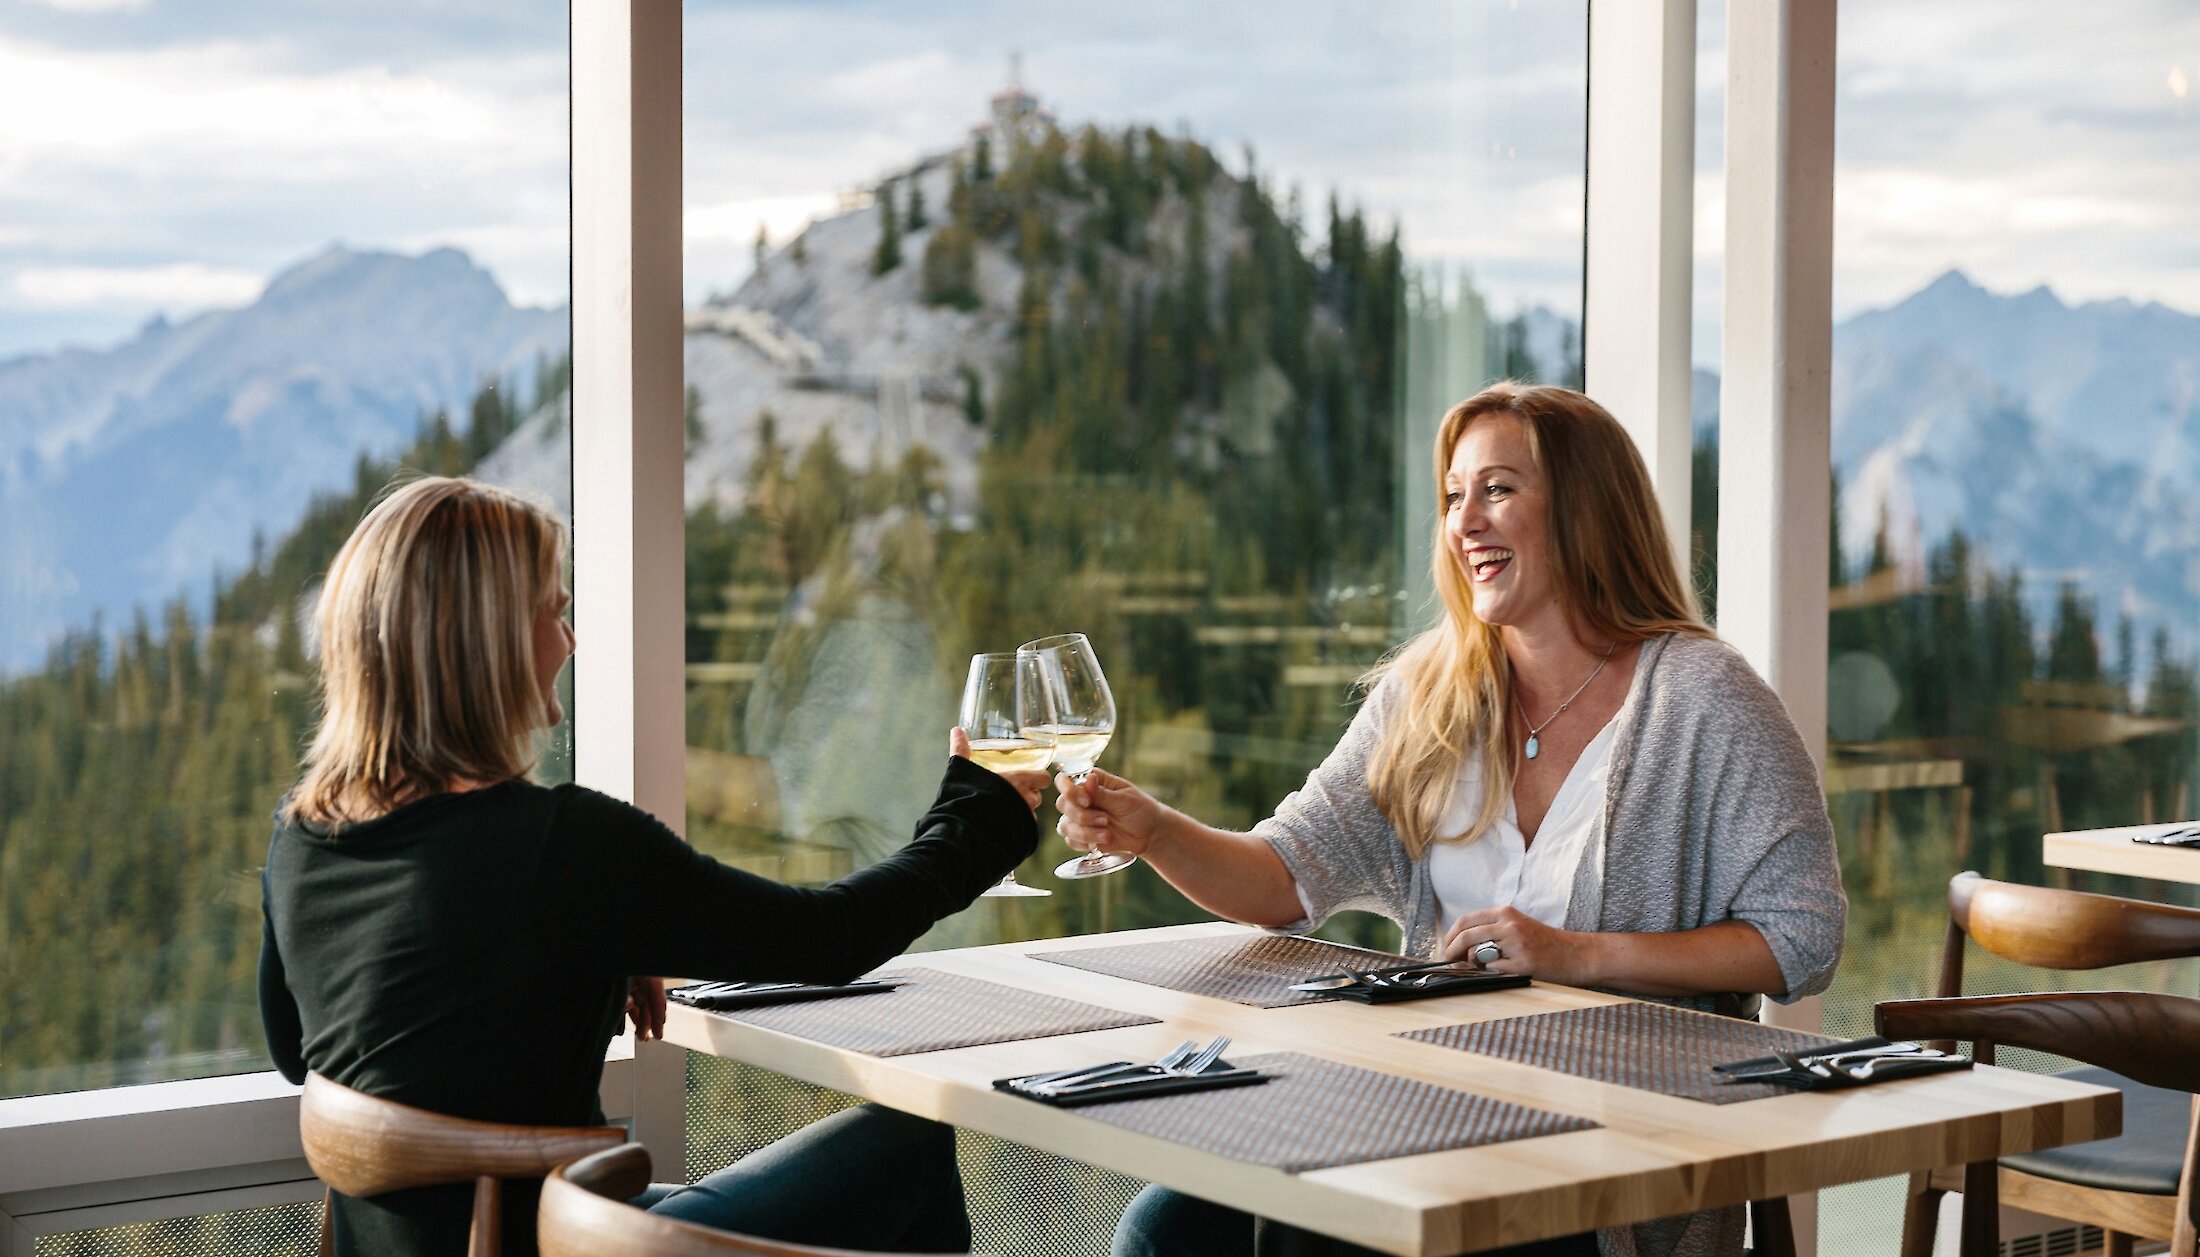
[1792,5,2200,1251]
[675,11,1590,1233]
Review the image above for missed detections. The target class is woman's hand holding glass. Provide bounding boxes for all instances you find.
[948,725,1050,814]
[1054,767,1172,862]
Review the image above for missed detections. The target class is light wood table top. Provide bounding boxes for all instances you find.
[663,923,2119,1256]
[2044,822,2200,886]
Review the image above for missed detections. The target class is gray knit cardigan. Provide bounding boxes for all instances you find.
[1253,631,1847,1257]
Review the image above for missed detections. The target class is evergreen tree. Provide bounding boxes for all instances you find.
[684,384,704,460]
[905,182,929,232]
[959,366,986,428]
[872,181,903,275]
[920,221,980,310]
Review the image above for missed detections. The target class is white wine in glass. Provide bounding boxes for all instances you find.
[960,652,1054,898]
[1018,632,1132,879]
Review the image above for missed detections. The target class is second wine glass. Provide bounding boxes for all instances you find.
[960,651,1054,898]
[1018,632,1132,879]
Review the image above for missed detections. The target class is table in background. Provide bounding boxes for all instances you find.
[662,923,2118,1256]
[2044,821,2200,886]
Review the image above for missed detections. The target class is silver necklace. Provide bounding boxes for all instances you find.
[1520,641,1617,761]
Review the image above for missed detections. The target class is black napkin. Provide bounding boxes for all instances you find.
[667,979,901,1011]
[1300,964,1531,1004]
[1712,1035,1972,1090]
[995,1056,1271,1107]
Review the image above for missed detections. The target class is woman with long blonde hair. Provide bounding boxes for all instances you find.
[260,476,1046,1257]
[1063,384,1844,1257]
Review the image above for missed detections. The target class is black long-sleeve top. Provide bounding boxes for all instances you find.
[258,757,1035,1256]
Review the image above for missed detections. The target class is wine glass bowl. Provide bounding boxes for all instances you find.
[1017,633,1133,879]
[960,652,1054,898]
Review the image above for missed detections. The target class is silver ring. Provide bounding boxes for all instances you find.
[1471,940,1504,967]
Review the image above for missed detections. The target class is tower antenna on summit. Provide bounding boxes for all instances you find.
[1008,51,1023,90]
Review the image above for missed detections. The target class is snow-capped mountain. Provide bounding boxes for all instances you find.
[1828,270,2200,645]
[0,247,566,670]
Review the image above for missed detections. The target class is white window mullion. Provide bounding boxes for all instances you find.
[1584,0,1697,574]
[1721,2,1838,1254]
[571,0,689,1172]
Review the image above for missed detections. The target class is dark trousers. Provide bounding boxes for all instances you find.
[633,1103,971,1252]
[1112,1183,1600,1257]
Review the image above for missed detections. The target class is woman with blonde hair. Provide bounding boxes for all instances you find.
[259,475,1045,1256]
[1065,384,1844,1257]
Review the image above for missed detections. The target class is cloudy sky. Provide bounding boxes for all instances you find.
[1,0,2196,364]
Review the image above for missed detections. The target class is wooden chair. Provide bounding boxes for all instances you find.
[298,1072,626,1257]
[1888,871,2200,1257]
[538,1143,997,1257]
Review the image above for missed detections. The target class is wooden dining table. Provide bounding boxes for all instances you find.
[660,922,2119,1256]
[2044,821,2200,887]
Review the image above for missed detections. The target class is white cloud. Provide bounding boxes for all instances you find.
[686,193,845,249]
[0,36,563,168]
[0,27,568,354]
[10,262,263,310]
[19,0,147,11]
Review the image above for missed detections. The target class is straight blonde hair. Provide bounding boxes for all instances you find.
[284,476,566,828]
[1365,383,1710,857]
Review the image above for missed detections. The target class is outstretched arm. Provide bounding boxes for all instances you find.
[1056,769,1303,927]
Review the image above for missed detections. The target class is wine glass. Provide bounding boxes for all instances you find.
[1018,633,1131,879]
[960,652,1055,898]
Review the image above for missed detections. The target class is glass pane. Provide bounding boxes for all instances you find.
[1812,3,2200,1251]
[37,1200,320,1257]
[676,1,1587,954]
[0,6,572,1098]
[1691,1,1727,622]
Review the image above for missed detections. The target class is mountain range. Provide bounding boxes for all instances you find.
[1829,270,2200,646]
[2,227,2194,675]
[0,246,566,668]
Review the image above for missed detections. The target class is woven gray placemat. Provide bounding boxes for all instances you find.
[1052,1051,1598,1172]
[716,969,1158,1056]
[1400,1002,1842,1104]
[1029,934,1413,1007]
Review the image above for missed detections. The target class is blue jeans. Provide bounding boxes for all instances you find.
[1111,1184,1600,1257]
[631,1104,971,1252]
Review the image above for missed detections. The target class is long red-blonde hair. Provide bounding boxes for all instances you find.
[1365,383,1710,856]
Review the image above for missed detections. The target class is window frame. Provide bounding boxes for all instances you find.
[0,2,1840,1252]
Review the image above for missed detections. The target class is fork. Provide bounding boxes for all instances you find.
[1025,1040,1199,1093]
[1165,1035,1231,1077]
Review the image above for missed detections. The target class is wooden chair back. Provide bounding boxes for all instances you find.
[539,1144,995,1257]
[1943,870,2200,981]
[299,1072,625,1257]
[1877,991,2200,1257]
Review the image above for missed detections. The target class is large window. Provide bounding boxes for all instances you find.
[1812,3,2200,1250]
[673,1,1588,951]
[0,3,572,1100]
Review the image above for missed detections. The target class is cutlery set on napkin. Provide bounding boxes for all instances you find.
[1288,960,1530,1003]
[667,978,901,1010]
[1712,1036,1972,1089]
[996,1036,1269,1107]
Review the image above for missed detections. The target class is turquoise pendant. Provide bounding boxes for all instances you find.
[1525,735,1540,760]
